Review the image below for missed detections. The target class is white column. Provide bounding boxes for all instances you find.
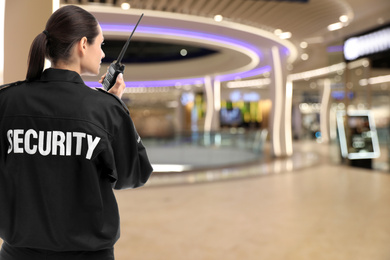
[320,79,331,143]
[204,76,221,132]
[269,46,292,157]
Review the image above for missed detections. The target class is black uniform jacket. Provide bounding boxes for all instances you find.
[0,68,153,251]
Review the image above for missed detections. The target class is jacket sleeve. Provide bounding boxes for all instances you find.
[109,114,153,190]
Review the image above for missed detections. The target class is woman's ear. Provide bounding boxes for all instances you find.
[77,37,88,56]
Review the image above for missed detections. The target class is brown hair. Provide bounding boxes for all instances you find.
[26,5,99,80]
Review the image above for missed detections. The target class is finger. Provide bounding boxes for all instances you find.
[117,73,124,85]
[116,73,125,93]
[108,73,125,98]
[98,73,107,84]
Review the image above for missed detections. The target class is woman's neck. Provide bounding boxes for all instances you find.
[52,62,80,74]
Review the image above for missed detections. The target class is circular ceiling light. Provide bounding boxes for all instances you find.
[274,29,283,36]
[300,41,308,49]
[214,15,223,22]
[121,3,130,10]
[339,15,349,23]
[301,53,309,60]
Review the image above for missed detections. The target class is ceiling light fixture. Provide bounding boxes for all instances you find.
[327,22,343,31]
[274,29,283,36]
[274,29,291,39]
[279,32,292,39]
[214,15,223,22]
[288,62,346,81]
[339,15,349,23]
[121,2,130,10]
[300,41,308,49]
[301,53,309,60]
[85,66,271,88]
[359,74,390,86]
[226,78,271,88]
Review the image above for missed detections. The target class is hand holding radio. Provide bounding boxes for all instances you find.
[99,72,125,98]
[101,13,144,91]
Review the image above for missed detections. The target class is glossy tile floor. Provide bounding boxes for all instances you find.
[2,141,390,259]
[113,141,390,260]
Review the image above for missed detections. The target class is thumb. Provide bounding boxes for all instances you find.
[114,73,124,87]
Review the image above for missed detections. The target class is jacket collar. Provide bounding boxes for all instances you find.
[39,68,85,85]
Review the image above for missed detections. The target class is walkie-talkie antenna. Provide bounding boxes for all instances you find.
[116,13,144,64]
[102,13,144,91]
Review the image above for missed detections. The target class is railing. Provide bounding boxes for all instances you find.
[142,129,268,172]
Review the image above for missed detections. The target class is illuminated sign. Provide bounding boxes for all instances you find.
[343,25,390,62]
[336,110,380,160]
[229,91,260,102]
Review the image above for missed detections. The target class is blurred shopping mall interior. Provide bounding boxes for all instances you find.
[2,0,390,259]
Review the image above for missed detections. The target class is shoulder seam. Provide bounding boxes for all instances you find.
[0,80,28,91]
[96,88,130,115]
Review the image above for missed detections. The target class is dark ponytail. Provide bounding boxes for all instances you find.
[26,5,99,80]
[26,32,47,80]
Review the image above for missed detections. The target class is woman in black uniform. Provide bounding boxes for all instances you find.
[0,5,153,260]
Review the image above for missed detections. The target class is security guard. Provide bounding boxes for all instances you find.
[0,5,153,260]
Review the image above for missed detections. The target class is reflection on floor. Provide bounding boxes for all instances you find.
[2,141,390,260]
[148,145,261,172]
[114,140,390,260]
[147,142,321,186]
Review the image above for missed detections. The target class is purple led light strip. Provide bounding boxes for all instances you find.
[86,24,268,88]
[86,66,271,88]
[100,24,263,57]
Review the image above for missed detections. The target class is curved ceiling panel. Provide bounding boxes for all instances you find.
[64,0,390,74]
[81,5,296,86]
[100,22,261,80]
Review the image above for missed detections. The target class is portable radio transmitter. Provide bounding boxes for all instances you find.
[102,13,144,91]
